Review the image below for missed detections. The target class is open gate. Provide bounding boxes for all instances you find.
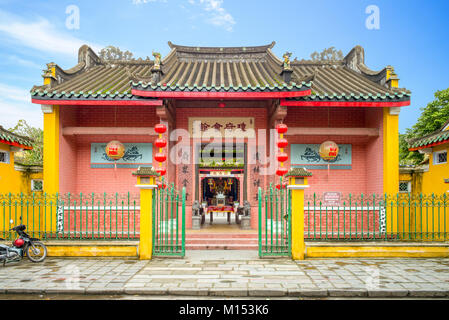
[258,184,291,257]
[152,185,186,257]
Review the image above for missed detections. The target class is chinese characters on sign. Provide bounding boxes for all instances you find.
[189,117,255,138]
[322,192,342,206]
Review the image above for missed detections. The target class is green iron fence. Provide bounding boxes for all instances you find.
[258,185,291,257]
[0,192,140,241]
[152,185,185,257]
[305,193,449,241]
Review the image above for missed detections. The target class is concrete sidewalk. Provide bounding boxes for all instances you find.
[0,251,448,298]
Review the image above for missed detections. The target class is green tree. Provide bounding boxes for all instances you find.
[310,47,344,61]
[400,88,449,165]
[8,120,43,166]
[98,46,134,61]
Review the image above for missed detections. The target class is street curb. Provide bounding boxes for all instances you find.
[0,287,448,298]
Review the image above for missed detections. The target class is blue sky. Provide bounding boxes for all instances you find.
[0,0,448,132]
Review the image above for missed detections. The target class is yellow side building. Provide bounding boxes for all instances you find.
[406,119,449,195]
[0,126,42,194]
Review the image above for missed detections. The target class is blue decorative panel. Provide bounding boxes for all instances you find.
[290,144,352,169]
[90,143,152,168]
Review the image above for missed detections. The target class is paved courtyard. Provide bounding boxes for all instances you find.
[0,251,448,298]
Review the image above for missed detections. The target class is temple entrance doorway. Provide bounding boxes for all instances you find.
[187,142,257,250]
[194,142,248,229]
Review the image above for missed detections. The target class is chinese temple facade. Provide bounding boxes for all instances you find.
[31,42,411,229]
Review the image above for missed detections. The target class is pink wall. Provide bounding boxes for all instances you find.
[58,103,385,227]
[365,108,384,194]
[59,105,159,194]
[284,106,384,196]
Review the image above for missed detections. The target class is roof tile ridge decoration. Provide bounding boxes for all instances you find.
[101,57,154,66]
[131,78,313,92]
[408,124,449,148]
[167,41,276,54]
[0,125,34,148]
[342,66,410,96]
[292,59,344,67]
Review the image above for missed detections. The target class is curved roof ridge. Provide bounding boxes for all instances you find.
[167,41,276,54]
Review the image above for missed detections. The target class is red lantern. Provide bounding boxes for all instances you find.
[319,141,339,161]
[155,167,166,176]
[155,138,167,148]
[276,167,288,176]
[154,123,167,134]
[277,152,288,162]
[276,123,288,134]
[105,141,125,161]
[277,138,288,148]
[154,153,167,163]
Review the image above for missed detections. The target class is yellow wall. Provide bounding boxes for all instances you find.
[0,143,20,194]
[421,143,449,195]
[0,143,43,194]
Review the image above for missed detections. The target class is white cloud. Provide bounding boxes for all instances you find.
[7,55,41,69]
[191,0,235,32]
[0,10,102,57]
[0,83,41,129]
[0,83,30,103]
[0,99,42,129]
[132,0,166,4]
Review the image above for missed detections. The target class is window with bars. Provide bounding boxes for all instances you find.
[433,150,447,165]
[31,179,43,192]
[0,151,10,164]
[399,181,411,193]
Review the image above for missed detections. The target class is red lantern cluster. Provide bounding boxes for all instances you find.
[154,123,167,176]
[275,124,289,176]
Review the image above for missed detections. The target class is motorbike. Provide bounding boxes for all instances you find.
[0,221,47,266]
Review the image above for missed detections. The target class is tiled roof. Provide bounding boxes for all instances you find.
[409,126,449,150]
[285,167,313,177]
[30,42,410,103]
[132,42,312,93]
[0,126,33,149]
[132,166,160,176]
[289,63,410,102]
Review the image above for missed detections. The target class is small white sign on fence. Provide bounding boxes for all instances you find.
[379,207,386,235]
[57,205,64,234]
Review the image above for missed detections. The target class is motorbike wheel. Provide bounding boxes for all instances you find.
[26,242,47,262]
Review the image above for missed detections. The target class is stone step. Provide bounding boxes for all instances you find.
[186,238,258,245]
[186,233,258,239]
[186,243,259,250]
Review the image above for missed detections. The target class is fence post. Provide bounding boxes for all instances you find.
[287,173,310,260]
[133,168,159,260]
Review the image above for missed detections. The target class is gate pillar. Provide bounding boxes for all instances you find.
[133,168,159,260]
[287,170,311,260]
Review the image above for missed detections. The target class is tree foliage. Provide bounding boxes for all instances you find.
[310,47,344,61]
[8,120,43,166]
[400,88,449,165]
[98,46,134,61]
